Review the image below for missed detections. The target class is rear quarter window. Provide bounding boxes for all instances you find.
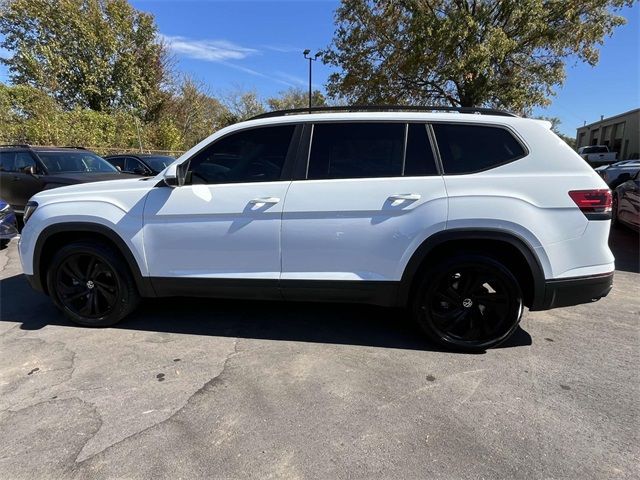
[433,124,526,174]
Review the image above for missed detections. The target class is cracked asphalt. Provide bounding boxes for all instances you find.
[0,228,638,479]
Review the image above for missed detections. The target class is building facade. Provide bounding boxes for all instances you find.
[575,108,639,160]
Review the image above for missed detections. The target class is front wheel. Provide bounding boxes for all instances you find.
[412,255,524,352]
[47,241,140,327]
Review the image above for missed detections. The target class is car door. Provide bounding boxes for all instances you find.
[0,151,43,213]
[280,122,447,298]
[143,124,300,295]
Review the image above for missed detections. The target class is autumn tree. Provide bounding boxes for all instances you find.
[323,0,633,113]
[266,87,327,111]
[0,0,170,116]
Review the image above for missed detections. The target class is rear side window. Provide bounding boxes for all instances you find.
[433,124,526,174]
[404,124,438,176]
[307,123,404,179]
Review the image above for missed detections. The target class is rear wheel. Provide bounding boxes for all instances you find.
[611,193,620,227]
[47,242,140,327]
[412,255,523,352]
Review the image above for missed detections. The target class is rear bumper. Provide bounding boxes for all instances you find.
[535,272,614,310]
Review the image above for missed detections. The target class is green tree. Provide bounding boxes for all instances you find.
[536,116,577,149]
[323,0,633,113]
[0,0,169,116]
[266,87,327,111]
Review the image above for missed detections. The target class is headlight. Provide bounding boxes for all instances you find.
[23,201,38,224]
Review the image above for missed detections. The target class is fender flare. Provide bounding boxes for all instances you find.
[32,222,155,297]
[397,228,546,309]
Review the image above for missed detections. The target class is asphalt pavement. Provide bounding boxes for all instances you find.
[0,228,638,479]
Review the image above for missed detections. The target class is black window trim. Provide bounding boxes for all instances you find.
[428,121,530,175]
[179,123,303,186]
[299,120,441,181]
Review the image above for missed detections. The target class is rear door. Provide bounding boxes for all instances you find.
[0,151,43,213]
[280,122,447,294]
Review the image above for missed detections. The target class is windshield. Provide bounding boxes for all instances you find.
[38,151,118,173]
[145,156,174,172]
[582,146,609,154]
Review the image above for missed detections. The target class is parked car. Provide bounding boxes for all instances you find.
[612,170,640,231]
[578,145,617,167]
[599,160,640,188]
[104,154,175,176]
[0,199,18,249]
[19,106,614,352]
[0,145,138,217]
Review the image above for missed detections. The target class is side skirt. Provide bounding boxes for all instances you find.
[150,278,399,307]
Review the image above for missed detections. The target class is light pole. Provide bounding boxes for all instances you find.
[303,49,320,112]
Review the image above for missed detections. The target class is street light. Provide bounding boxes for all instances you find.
[303,49,321,112]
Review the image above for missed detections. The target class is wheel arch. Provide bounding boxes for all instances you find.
[33,222,155,297]
[397,229,546,309]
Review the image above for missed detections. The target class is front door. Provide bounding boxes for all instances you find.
[0,151,43,213]
[281,122,447,289]
[143,124,298,291]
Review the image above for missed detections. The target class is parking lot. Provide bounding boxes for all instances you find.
[0,228,638,479]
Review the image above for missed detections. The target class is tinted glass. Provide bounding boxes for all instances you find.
[189,125,295,184]
[108,157,126,170]
[583,146,608,154]
[404,124,438,176]
[0,152,36,172]
[308,123,404,179]
[145,156,174,172]
[433,124,526,174]
[125,157,147,172]
[38,151,118,173]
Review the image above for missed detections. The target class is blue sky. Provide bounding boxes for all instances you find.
[2,1,638,136]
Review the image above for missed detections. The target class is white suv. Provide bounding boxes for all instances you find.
[18,107,615,351]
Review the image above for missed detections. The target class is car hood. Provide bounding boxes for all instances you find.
[43,172,139,185]
[33,175,159,202]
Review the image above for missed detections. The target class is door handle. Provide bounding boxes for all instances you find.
[388,193,421,201]
[249,197,280,205]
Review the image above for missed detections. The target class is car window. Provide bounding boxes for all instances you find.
[0,152,36,172]
[108,157,126,170]
[582,146,608,154]
[307,123,404,180]
[189,125,295,185]
[404,124,438,176]
[125,157,146,172]
[37,151,118,173]
[145,156,174,172]
[433,123,526,174]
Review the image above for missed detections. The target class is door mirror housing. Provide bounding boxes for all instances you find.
[163,162,188,187]
[22,165,36,176]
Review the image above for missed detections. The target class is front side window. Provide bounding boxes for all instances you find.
[433,124,526,174]
[0,152,36,172]
[307,123,405,180]
[189,125,295,184]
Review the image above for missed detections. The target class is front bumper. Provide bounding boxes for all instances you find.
[538,272,614,310]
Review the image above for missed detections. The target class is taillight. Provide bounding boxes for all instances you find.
[568,189,612,219]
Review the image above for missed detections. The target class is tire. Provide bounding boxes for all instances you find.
[611,193,620,228]
[411,254,524,352]
[46,241,140,327]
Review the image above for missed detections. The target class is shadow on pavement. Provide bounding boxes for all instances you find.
[0,273,531,353]
[609,227,639,274]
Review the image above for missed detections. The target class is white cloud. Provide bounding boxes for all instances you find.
[160,34,257,62]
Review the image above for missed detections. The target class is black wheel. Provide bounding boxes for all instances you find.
[412,255,523,352]
[46,242,140,327]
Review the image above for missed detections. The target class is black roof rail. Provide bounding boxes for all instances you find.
[0,144,31,149]
[63,146,88,150]
[249,105,518,120]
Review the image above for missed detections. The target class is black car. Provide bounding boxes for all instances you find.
[0,145,136,215]
[104,153,175,176]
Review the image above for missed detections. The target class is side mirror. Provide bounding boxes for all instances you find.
[132,167,149,176]
[22,165,36,176]
[115,165,122,172]
[163,161,188,187]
